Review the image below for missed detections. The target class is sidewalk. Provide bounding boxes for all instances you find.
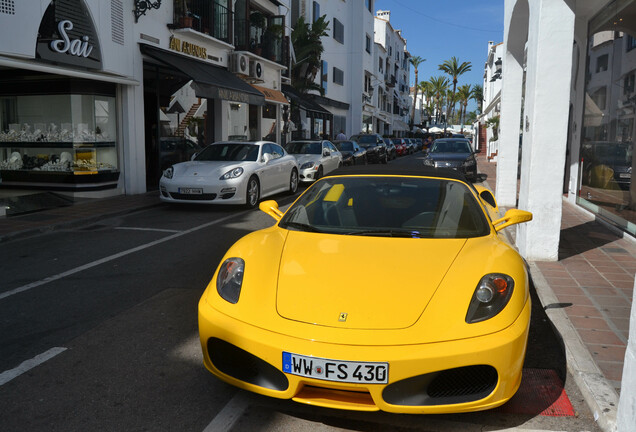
[478,153,628,431]
[0,158,632,430]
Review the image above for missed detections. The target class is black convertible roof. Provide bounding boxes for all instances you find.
[327,164,470,182]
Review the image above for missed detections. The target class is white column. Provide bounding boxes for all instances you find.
[120,53,146,194]
[618,276,636,431]
[496,50,524,207]
[516,0,575,261]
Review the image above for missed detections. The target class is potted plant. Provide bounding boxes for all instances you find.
[176,0,193,28]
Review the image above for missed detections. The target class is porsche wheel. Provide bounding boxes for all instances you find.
[288,168,299,194]
[246,176,260,208]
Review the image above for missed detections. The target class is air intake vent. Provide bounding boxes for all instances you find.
[0,0,15,15]
[111,0,124,45]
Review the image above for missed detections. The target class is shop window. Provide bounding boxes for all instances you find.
[333,18,344,44]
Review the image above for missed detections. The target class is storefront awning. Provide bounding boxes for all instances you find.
[140,44,265,106]
[249,84,289,105]
[282,84,332,118]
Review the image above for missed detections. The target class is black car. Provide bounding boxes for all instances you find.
[160,137,203,170]
[383,138,397,160]
[349,133,388,164]
[334,140,367,166]
[423,138,478,182]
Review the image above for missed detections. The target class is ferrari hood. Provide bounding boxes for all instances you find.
[276,231,467,329]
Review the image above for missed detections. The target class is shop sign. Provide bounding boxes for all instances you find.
[169,37,207,60]
[217,88,249,103]
[36,0,102,70]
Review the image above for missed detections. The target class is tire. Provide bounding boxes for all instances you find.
[382,152,388,164]
[315,165,323,180]
[288,168,299,194]
[245,176,260,208]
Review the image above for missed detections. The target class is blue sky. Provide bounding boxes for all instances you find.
[375,0,505,111]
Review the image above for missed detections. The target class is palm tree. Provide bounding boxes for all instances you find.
[471,84,483,114]
[291,15,330,95]
[428,76,449,125]
[409,56,425,130]
[456,84,473,132]
[418,81,434,125]
[439,57,472,128]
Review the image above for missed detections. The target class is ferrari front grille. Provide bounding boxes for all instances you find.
[382,365,498,406]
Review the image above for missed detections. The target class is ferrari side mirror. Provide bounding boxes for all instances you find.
[492,209,533,232]
[259,200,283,221]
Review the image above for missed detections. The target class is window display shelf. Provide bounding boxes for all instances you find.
[0,141,116,148]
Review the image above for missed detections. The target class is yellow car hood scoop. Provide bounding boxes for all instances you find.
[276,231,467,329]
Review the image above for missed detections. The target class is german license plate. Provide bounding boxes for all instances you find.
[282,352,388,384]
[179,187,203,194]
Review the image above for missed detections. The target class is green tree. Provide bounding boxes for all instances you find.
[456,84,473,132]
[409,56,426,130]
[439,57,472,127]
[428,76,449,125]
[291,15,330,95]
[472,84,483,114]
[418,80,434,124]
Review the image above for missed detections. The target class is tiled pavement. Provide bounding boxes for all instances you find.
[1,155,633,429]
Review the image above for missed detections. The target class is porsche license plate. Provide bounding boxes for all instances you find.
[179,187,203,194]
[282,352,388,384]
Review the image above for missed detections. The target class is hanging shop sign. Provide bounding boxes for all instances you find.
[169,36,208,60]
[36,0,102,70]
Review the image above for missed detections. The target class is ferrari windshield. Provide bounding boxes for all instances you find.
[279,176,490,238]
[286,141,322,155]
[195,143,259,161]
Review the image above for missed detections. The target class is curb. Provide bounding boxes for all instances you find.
[529,262,619,432]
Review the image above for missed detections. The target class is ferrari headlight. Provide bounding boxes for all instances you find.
[465,273,514,323]
[163,166,174,179]
[220,167,244,180]
[300,162,315,170]
[216,258,244,304]
[423,158,434,167]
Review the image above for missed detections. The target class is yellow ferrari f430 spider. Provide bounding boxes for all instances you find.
[198,165,533,414]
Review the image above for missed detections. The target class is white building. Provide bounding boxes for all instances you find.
[476,41,503,157]
[0,0,291,200]
[500,1,636,429]
[374,10,411,137]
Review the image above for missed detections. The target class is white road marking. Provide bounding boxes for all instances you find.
[0,212,242,301]
[202,391,250,432]
[0,347,67,386]
[115,227,181,233]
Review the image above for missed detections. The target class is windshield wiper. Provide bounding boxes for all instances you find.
[346,229,425,238]
[281,221,324,233]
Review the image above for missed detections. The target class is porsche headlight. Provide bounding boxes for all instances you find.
[163,166,174,179]
[423,158,434,167]
[216,258,244,304]
[465,273,514,323]
[220,167,244,180]
[300,161,315,170]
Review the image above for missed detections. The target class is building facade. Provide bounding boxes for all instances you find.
[476,41,503,156]
[0,0,290,206]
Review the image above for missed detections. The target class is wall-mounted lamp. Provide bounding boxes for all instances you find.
[134,0,162,23]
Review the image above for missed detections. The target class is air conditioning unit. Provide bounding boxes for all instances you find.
[232,53,249,75]
[250,60,264,80]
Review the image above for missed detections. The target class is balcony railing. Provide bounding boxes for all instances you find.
[173,0,232,44]
[234,17,285,65]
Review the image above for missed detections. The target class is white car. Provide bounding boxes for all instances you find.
[285,140,343,182]
[159,141,299,207]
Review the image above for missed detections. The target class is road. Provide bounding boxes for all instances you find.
[0,153,601,431]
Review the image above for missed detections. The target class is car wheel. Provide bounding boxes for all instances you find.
[315,165,323,180]
[288,168,298,194]
[364,155,368,165]
[245,176,260,208]
[382,152,388,164]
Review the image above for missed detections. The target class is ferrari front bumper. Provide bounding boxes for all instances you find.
[198,298,531,414]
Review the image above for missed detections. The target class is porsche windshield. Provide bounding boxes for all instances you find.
[279,176,490,238]
[195,144,259,161]
[286,141,322,155]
